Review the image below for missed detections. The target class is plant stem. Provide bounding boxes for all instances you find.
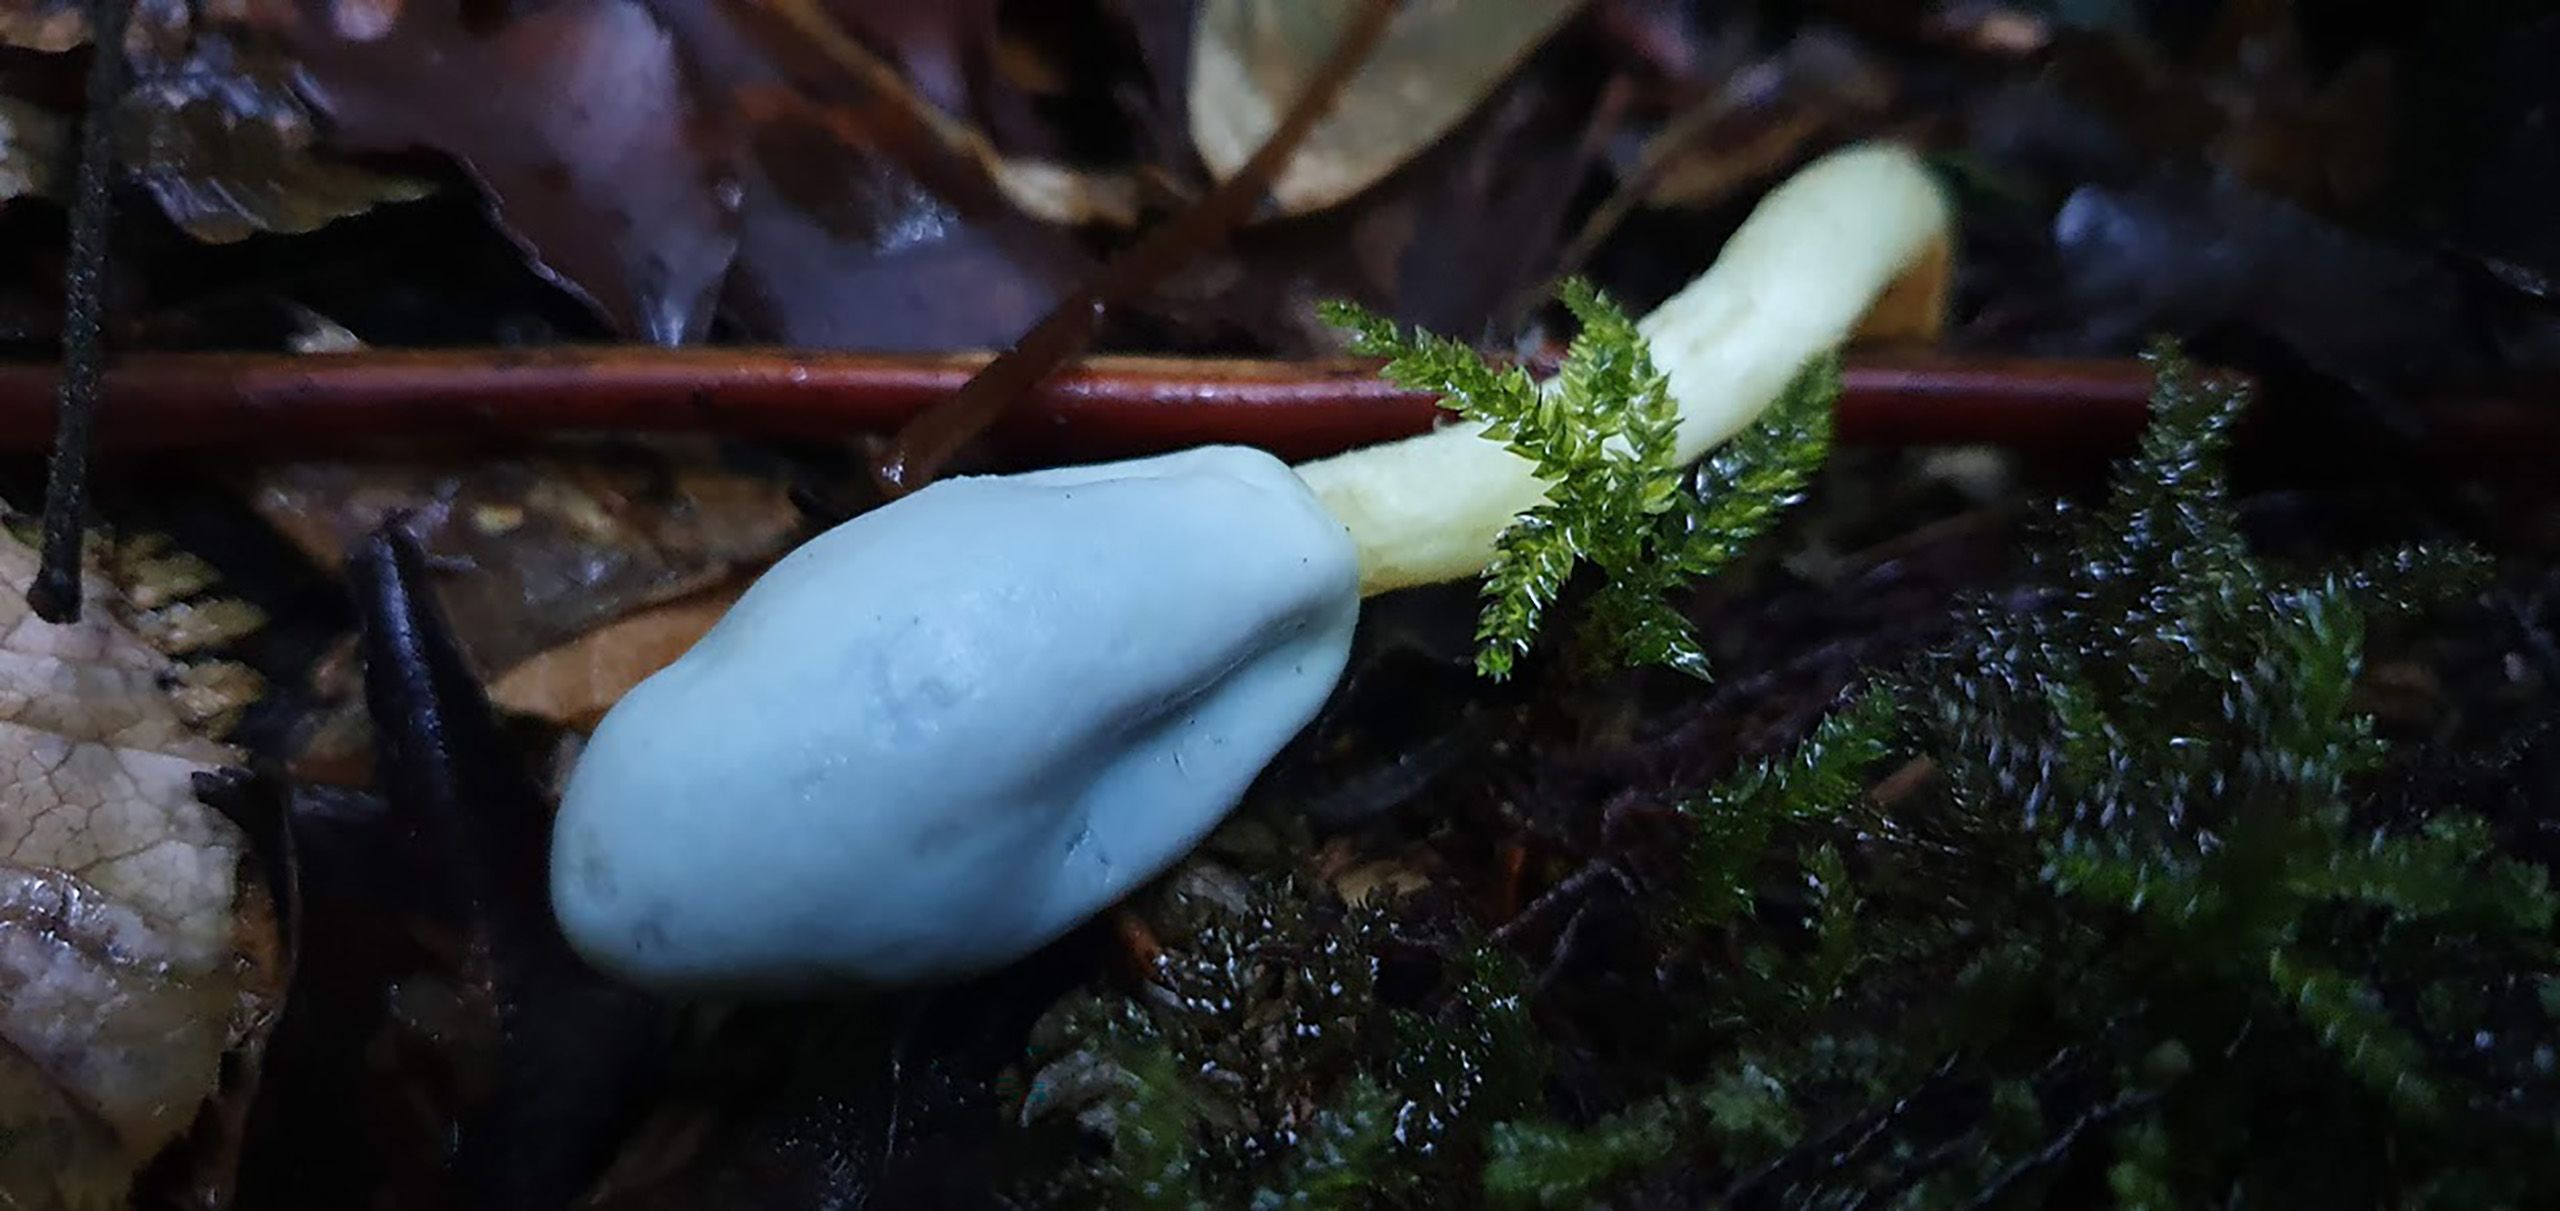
[0,350,2174,458]
[30,0,130,622]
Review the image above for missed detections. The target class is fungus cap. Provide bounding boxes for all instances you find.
[552,445,1359,991]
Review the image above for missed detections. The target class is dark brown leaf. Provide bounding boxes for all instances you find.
[245,438,805,676]
[278,0,741,344]
[1,4,429,242]
[2043,173,2472,393]
[119,36,436,244]
[1134,40,1614,353]
[719,86,1075,349]
[0,95,61,201]
[628,0,1094,348]
[1638,33,1895,209]
[0,0,142,53]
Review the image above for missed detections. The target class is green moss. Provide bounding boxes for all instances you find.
[1015,879,1544,1209]
[1324,284,1840,681]
[1679,689,1896,936]
[1014,348,2560,1207]
[1482,1098,1678,1209]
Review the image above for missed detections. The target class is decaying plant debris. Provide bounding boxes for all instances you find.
[0,2,2557,1208]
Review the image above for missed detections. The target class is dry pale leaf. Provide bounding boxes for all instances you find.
[1329,857,1432,907]
[0,532,280,1210]
[1189,0,1589,216]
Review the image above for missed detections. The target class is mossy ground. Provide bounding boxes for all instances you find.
[1002,353,2560,1208]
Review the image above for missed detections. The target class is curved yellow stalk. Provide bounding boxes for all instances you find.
[1295,142,1954,597]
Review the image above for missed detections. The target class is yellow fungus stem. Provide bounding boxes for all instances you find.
[1295,142,1954,597]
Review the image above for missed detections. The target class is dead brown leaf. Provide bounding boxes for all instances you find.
[635,0,1100,349]
[5,4,436,241]
[1133,38,1614,353]
[490,579,744,730]
[0,531,280,1210]
[248,440,803,677]
[714,83,1082,349]
[119,40,438,244]
[243,439,795,786]
[2044,11,2397,218]
[1330,856,1432,907]
[1640,34,1895,207]
[1314,836,1439,907]
[707,0,1141,226]
[271,0,742,344]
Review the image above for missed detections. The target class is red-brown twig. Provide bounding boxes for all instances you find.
[0,349,2550,469]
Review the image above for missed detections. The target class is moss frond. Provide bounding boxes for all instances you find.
[1325,287,1839,680]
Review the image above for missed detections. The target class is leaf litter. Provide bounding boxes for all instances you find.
[0,525,280,1209]
[3,1,2560,1207]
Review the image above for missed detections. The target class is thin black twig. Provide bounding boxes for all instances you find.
[1718,1055,1963,1204]
[1962,1089,2159,1208]
[1491,860,1638,950]
[30,0,132,622]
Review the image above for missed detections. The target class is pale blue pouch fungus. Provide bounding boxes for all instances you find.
[549,143,1952,995]
[551,445,1359,991]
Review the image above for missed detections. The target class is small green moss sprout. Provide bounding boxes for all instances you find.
[1322,283,1840,680]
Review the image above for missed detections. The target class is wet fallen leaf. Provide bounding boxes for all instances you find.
[821,0,996,119]
[119,39,438,244]
[1328,854,1434,907]
[2420,13,2560,312]
[490,579,745,729]
[2045,172,2470,393]
[231,533,667,1207]
[248,439,803,677]
[1925,3,2052,57]
[5,6,435,242]
[587,969,1079,1209]
[638,0,1096,348]
[697,0,1141,226]
[273,0,741,344]
[1189,0,1589,216]
[240,438,788,780]
[2037,12,2395,218]
[1638,33,1895,208]
[0,530,281,1209]
[715,84,1080,349]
